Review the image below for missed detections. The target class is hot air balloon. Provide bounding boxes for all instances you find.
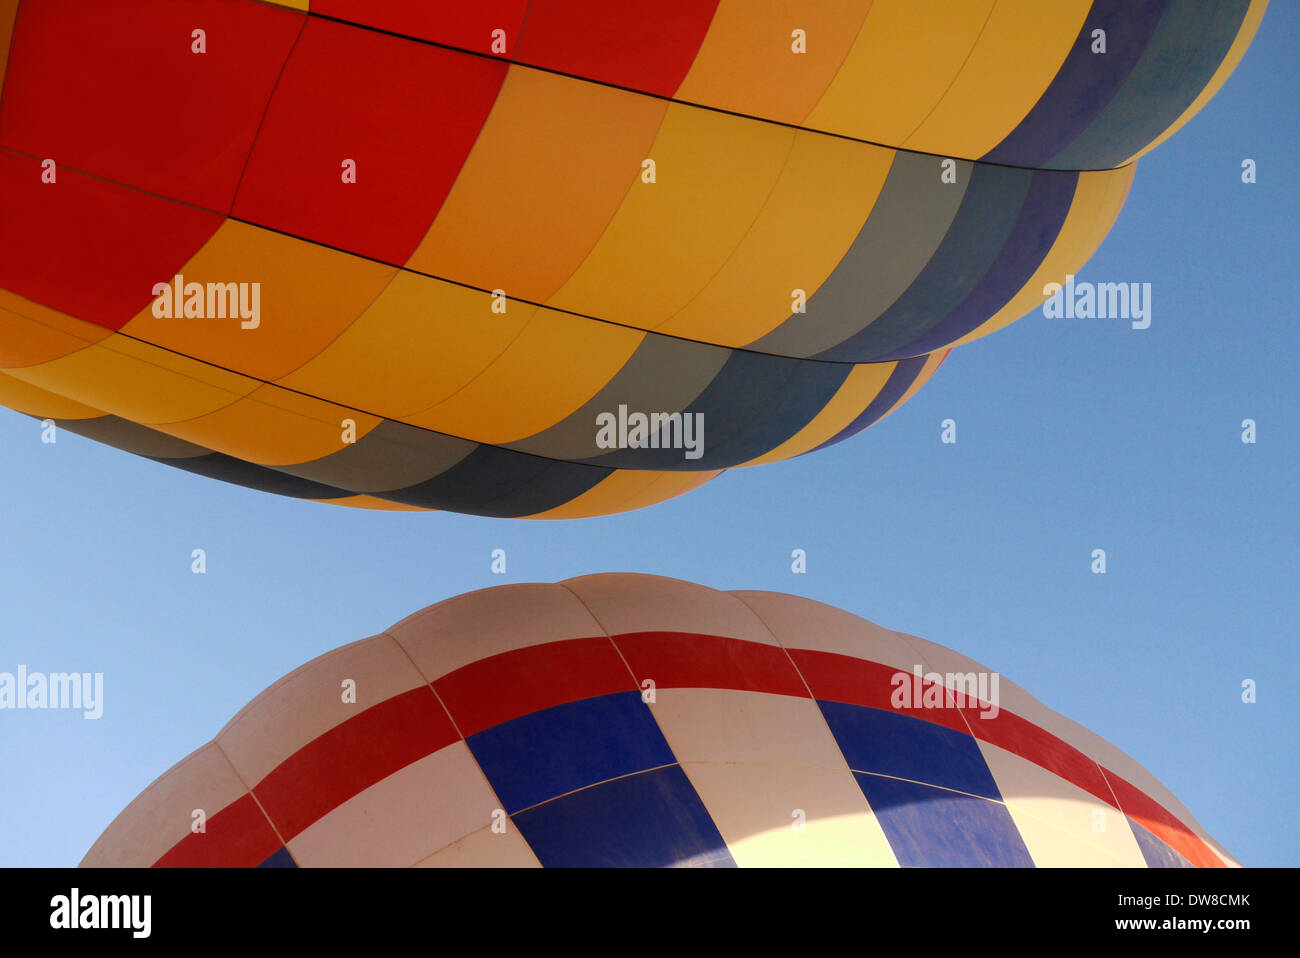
[82,574,1235,868]
[0,1,1266,516]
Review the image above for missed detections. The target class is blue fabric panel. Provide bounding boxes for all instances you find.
[466,690,675,814]
[854,772,1035,867]
[883,171,1078,359]
[514,765,735,867]
[812,356,927,451]
[257,846,297,868]
[817,701,1002,800]
[982,0,1168,168]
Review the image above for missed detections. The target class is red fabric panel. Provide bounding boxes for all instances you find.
[233,17,507,264]
[0,0,304,212]
[0,150,223,329]
[514,0,720,98]
[315,0,530,56]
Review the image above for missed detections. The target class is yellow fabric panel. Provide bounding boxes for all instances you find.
[804,0,994,147]
[653,131,893,345]
[547,102,794,331]
[160,384,381,466]
[1123,0,1269,165]
[675,0,872,126]
[262,0,308,11]
[737,361,896,467]
[979,742,1147,868]
[121,220,397,383]
[951,165,1134,347]
[404,307,642,444]
[313,495,427,512]
[0,369,104,419]
[872,348,948,426]
[902,0,1091,158]
[5,333,256,425]
[0,294,112,368]
[407,66,669,303]
[278,271,533,420]
[0,0,18,91]
[682,763,899,867]
[529,467,721,519]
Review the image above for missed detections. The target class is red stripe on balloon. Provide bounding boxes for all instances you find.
[433,636,638,738]
[615,631,809,698]
[150,633,1222,869]
[1104,769,1225,868]
[786,647,971,733]
[251,686,458,843]
[962,705,1114,805]
[154,794,281,868]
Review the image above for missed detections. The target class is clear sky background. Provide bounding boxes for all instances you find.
[1,7,1295,868]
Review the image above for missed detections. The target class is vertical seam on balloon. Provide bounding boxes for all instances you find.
[895,0,1001,148]
[382,628,526,863]
[210,739,293,861]
[514,0,535,62]
[383,630,465,741]
[226,10,309,217]
[888,629,1015,812]
[723,590,903,863]
[788,1,877,128]
[524,79,672,304]
[646,127,801,336]
[552,582,700,824]
[396,53,512,278]
[555,581,640,688]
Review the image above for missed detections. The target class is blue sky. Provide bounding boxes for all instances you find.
[1,7,1296,867]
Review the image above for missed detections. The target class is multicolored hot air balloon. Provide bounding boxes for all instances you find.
[82,574,1236,868]
[0,1,1266,516]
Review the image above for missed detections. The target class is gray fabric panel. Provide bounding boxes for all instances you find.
[815,162,1033,361]
[504,333,730,460]
[54,413,211,459]
[747,152,971,359]
[1048,0,1251,171]
[275,419,477,492]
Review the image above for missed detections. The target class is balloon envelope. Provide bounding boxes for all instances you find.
[0,1,1266,515]
[83,574,1236,867]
